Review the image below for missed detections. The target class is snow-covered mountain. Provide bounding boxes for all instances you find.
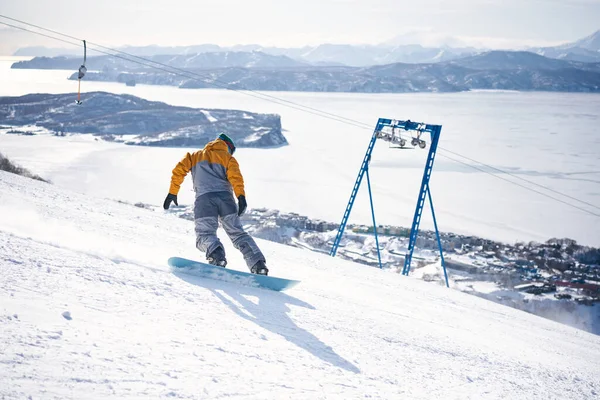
[449,50,580,70]
[10,51,307,71]
[1,170,599,399]
[13,29,600,66]
[296,43,474,66]
[534,30,600,63]
[573,30,600,52]
[13,50,600,93]
[13,43,473,66]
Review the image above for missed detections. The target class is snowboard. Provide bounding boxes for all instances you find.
[168,257,300,292]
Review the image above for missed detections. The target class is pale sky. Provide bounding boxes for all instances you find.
[1,0,599,54]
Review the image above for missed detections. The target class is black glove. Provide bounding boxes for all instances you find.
[163,193,178,210]
[237,195,247,216]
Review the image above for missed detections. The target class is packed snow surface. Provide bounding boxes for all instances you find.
[1,171,599,399]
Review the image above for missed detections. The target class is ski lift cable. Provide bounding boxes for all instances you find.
[0,21,370,128]
[438,152,600,218]
[1,15,598,217]
[5,10,597,208]
[0,15,371,130]
[439,148,600,213]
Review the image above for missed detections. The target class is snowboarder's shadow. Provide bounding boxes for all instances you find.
[173,272,360,374]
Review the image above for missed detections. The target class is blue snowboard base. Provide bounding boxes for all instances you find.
[168,257,300,292]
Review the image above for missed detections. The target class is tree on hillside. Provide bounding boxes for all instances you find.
[0,152,49,183]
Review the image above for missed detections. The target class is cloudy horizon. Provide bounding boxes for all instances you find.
[1,0,599,54]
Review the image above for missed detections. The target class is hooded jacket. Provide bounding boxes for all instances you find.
[168,139,245,198]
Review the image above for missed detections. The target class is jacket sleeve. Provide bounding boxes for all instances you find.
[227,156,245,198]
[169,152,193,195]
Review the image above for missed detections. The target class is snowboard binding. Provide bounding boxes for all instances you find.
[207,247,227,268]
[251,260,269,276]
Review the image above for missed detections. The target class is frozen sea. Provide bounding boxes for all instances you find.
[0,58,599,246]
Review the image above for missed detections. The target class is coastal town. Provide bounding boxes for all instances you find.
[169,206,600,309]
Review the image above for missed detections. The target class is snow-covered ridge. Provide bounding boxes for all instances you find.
[1,170,599,399]
[0,92,287,148]
[10,51,307,70]
[12,29,600,66]
[13,50,600,93]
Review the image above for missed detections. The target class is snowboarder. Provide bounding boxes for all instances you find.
[163,133,269,275]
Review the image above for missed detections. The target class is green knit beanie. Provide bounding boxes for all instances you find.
[218,133,236,154]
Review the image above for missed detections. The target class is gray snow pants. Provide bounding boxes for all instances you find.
[194,191,265,269]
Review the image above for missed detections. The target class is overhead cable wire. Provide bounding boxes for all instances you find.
[439,147,600,212]
[0,15,372,130]
[1,15,598,217]
[437,152,600,217]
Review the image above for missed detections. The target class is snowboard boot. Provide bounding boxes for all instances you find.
[207,246,227,267]
[251,260,269,276]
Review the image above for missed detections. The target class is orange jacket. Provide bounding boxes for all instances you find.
[168,139,245,198]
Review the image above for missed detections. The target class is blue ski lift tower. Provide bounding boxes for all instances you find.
[330,118,449,287]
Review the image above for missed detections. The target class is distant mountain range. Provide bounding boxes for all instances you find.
[279,43,476,66]
[11,51,307,71]
[11,49,600,93]
[532,30,600,63]
[12,43,474,66]
[0,92,287,148]
[13,30,600,66]
[449,51,600,72]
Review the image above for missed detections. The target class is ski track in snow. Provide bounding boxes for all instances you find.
[0,171,599,399]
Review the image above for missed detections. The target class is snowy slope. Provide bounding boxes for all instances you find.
[1,171,599,399]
